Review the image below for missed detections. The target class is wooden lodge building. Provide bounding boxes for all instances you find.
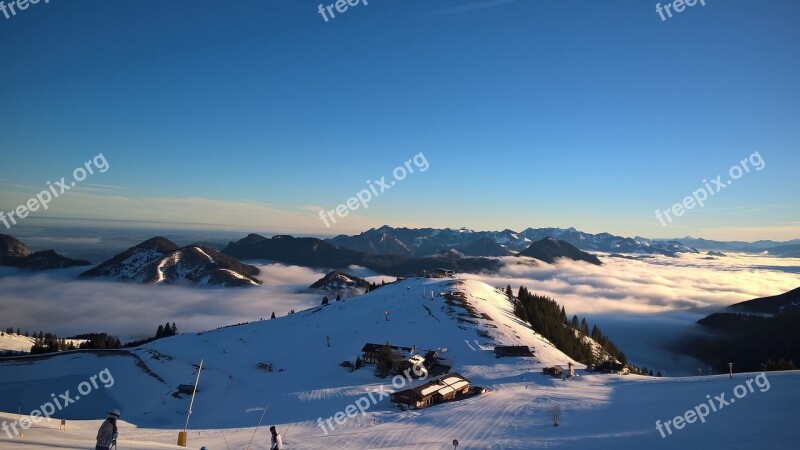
[493,345,534,358]
[391,372,471,409]
[361,342,427,375]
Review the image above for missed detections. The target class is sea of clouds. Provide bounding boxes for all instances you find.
[1,252,797,375]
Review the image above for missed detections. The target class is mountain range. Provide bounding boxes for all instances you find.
[328,226,697,258]
[221,233,604,276]
[221,233,505,276]
[674,236,800,257]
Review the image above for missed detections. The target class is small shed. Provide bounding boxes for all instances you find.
[423,268,455,278]
[176,384,198,395]
[494,345,534,358]
[256,362,273,372]
[597,361,627,374]
[543,366,563,378]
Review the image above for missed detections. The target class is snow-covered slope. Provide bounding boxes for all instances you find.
[2,278,797,449]
[0,333,35,353]
[0,333,87,354]
[0,278,578,426]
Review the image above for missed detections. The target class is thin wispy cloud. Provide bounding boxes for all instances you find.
[422,0,519,18]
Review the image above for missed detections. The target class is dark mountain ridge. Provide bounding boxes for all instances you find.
[0,234,90,270]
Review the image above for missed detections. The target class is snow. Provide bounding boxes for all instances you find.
[1,278,798,449]
[0,333,35,353]
[154,252,181,283]
[119,249,166,281]
[219,269,259,286]
[193,247,215,264]
[0,333,86,354]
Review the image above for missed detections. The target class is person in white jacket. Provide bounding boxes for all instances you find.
[269,425,284,449]
[95,409,119,450]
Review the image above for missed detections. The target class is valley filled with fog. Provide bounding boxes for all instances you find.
[2,236,796,376]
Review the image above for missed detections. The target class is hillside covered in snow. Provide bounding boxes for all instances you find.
[1,278,796,449]
[80,237,261,287]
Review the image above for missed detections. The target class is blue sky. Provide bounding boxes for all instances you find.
[0,0,798,240]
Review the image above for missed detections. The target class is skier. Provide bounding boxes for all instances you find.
[269,425,284,450]
[95,409,120,450]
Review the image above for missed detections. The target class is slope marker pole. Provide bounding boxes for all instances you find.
[245,402,269,450]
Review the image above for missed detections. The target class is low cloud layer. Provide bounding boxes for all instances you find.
[464,253,800,316]
[1,253,796,374]
[0,263,336,341]
[462,253,799,374]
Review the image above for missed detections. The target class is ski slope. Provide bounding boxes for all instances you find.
[0,333,36,353]
[1,278,798,449]
[0,333,86,354]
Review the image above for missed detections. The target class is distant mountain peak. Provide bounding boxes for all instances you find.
[309,270,371,295]
[518,238,602,265]
[0,234,90,270]
[81,237,260,287]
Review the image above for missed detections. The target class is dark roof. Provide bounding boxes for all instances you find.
[494,345,534,357]
[598,361,625,371]
[394,372,470,401]
[362,343,414,353]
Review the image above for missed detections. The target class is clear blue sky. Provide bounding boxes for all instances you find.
[1,0,798,240]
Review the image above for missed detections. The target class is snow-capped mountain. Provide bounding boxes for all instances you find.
[80,237,261,287]
[327,226,697,258]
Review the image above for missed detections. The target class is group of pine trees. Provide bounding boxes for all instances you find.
[685,310,800,373]
[31,333,79,354]
[122,322,179,348]
[364,280,387,293]
[78,334,123,350]
[2,323,179,356]
[321,294,343,305]
[3,327,28,337]
[508,286,628,367]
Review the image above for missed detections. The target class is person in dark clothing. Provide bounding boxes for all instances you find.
[269,425,284,449]
[95,409,119,450]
